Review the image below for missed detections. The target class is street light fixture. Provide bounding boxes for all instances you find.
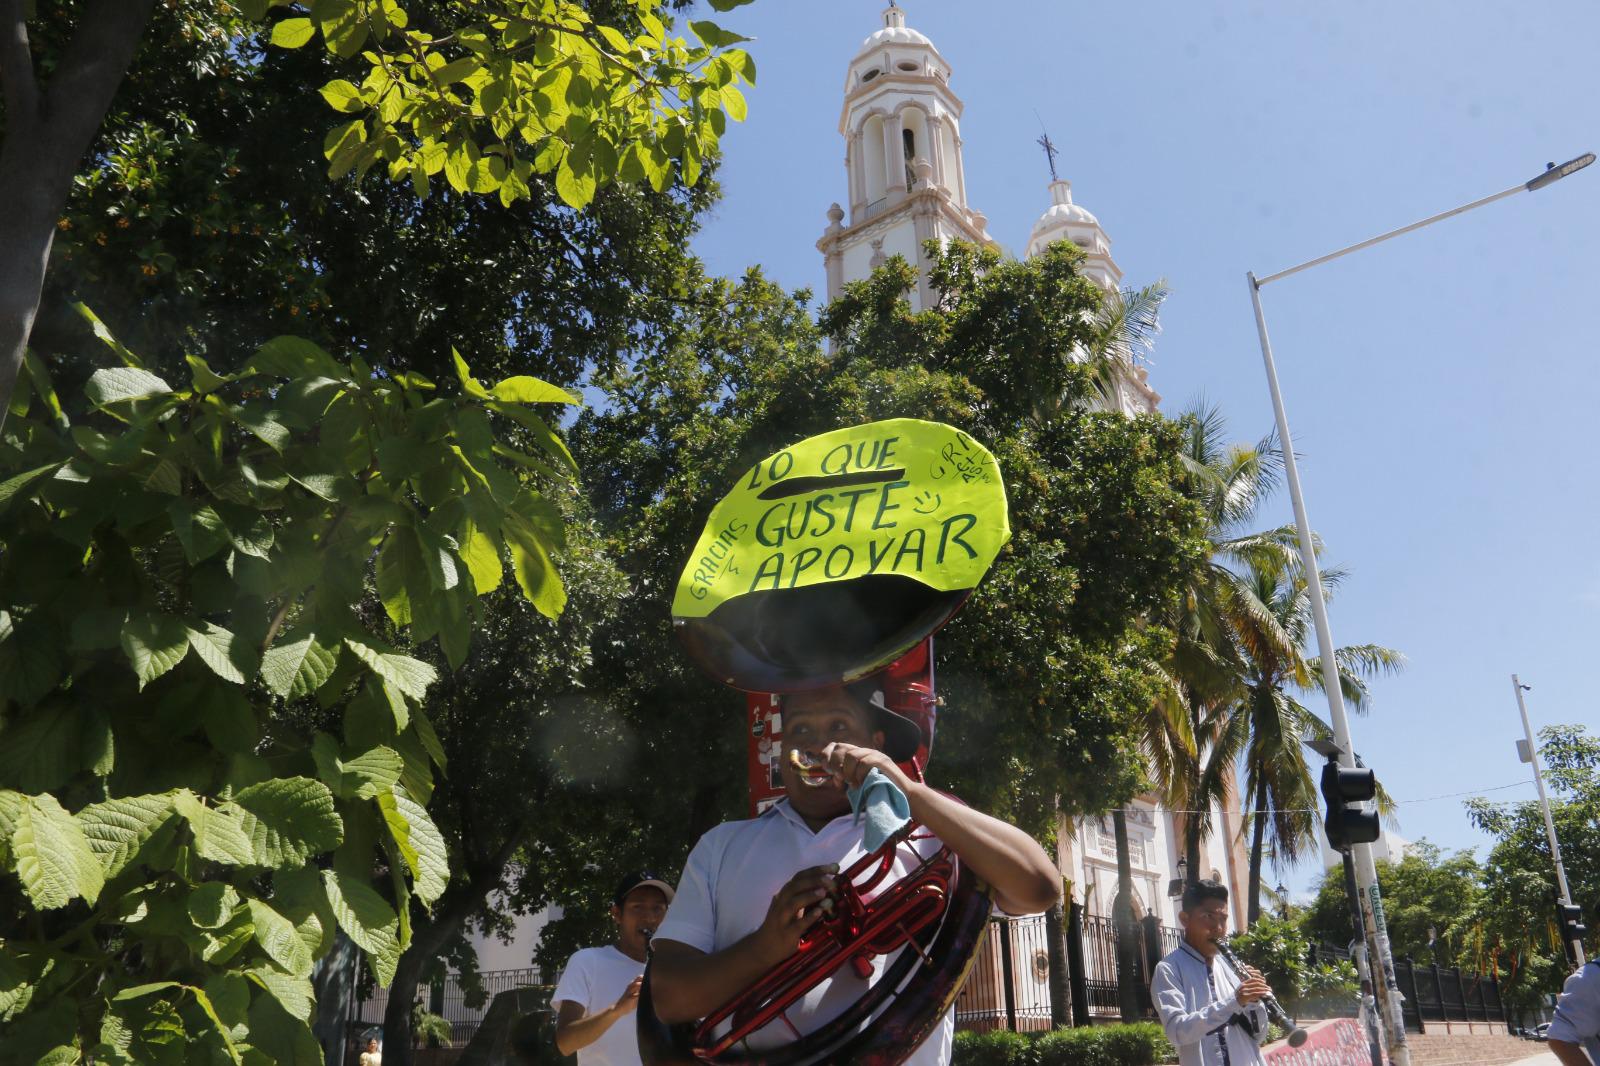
[1247,150,1593,1066]
[1167,856,1189,899]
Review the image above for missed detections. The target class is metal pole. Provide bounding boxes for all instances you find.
[999,917,1018,1031]
[1343,823,1385,1066]
[1250,273,1411,1064]
[1254,184,1524,286]
[1512,675,1585,965]
[1255,153,1593,287]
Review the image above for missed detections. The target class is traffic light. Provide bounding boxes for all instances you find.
[1557,902,1589,946]
[1321,762,1380,849]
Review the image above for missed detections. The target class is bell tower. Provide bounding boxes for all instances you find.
[818,4,995,310]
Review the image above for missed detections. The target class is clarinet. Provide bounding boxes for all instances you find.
[1213,937,1309,1048]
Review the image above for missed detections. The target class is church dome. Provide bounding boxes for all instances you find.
[851,5,941,67]
[1028,179,1100,246]
[856,23,933,55]
[1033,200,1099,228]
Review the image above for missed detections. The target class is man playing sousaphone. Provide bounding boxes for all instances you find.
[644,419,1060,1064]
[649,681,1059,1059]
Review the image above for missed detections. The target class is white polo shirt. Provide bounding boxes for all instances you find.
[551,945,646,1066]
[654,798,953,1065]
[1548,961,1600,1065]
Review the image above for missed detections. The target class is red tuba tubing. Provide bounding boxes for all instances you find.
[637,830,992,1065]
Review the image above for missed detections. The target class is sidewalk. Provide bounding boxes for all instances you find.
[1506,1052,1561,1066]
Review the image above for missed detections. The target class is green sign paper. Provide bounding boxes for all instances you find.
[673,419,1010,619]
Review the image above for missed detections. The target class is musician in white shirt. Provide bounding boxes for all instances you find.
[649,682,1060,1063]
[1152,880,1274,1066]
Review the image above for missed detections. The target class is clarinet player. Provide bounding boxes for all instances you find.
[1152,880,1274,1066]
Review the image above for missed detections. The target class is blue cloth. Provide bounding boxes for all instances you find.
[847,768,911,851]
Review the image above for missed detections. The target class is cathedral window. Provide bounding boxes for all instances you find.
[861,69,880,83]
[902,128,916,190]
[897,60,919,72]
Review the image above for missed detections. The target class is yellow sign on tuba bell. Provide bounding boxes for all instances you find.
[673,419,1009,692]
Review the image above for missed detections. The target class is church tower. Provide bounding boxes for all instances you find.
[1026,174,1161,413]
[817,3,995,311]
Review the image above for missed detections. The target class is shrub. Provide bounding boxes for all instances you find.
[1035,1027,1111,1066]
[953,1028,1035,1066]
[1230,914,1357,1014]
[954,1023,1174,1066]
[1095,1022,1174,1065]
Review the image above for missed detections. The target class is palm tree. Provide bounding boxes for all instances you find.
[1101,402,1284,1014]
[1153,402,1296,881]
[1082,280,1167,409]
[1230,553,1405,924]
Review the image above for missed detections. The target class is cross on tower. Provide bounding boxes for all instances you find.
[1036,131,1060,182]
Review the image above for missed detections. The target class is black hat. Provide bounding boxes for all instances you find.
[843,680,925,764]
[612,871,675,909]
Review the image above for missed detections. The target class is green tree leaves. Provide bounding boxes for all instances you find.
[231,779,342,868]
[246,898,313,977]
[0,329,579,1055]
[121,614,190,689]
[260,632,341,699]
[323,868,403,985]
[255,0,758,209]
[11,793,104,910]
[80,794,173,879]
[269,17,317,48]
[84,367,173,407]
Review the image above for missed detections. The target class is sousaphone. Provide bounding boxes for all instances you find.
[639,419,1011,1065]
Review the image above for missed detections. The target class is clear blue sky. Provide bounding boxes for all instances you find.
[688,0,1600,898]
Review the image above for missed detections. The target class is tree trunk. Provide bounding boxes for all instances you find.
[1110,808,1142,1022]
[1185,816,1203,891]
[0,0,157,430]
[311,931,363,1066]
[380,825,529,1066]
[1044,902,1071,1028]
[379,890,486,1066]
[1246,774,1268,927]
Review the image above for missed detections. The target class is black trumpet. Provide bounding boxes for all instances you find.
[1213,938,1309,1048]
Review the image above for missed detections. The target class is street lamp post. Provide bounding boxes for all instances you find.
[1247,151,1594,1066]
[1512,675,1585,966]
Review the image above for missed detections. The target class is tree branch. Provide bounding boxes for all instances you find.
[0,0,39,121]
[33,0,157,163]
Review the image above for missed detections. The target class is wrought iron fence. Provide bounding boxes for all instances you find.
[1077,912,1180,1019]
[346,964,555,1053]
[954,915,1056,1032]
[340,926,1510,1048]
[1396,957,1508,1032]
[1303,943,1509,1034]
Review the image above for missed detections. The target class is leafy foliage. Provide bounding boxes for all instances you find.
[951,1022,1173,1066]
[38,0,722,396]
[1464,724,1600,1008]
[1303,841,1484,970]
[542,242,1206,963]
[1231,549,1404,923]
[1230,913,1357,1015]
[410,1002,453,1048]
[250,0,757,208]
[24,4,732,1056]
[0,318,573,1061]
